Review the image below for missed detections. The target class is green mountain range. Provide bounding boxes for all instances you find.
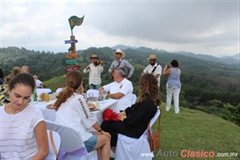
[0,46,239,126]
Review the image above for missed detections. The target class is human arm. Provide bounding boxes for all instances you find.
[91,122,111,138]
[123,60,134,79]
[32,121,49,160]
[163,64,171,76]
[108,61,115,73]
[107,92,124,99]
[123,100,155,126]
[83,65,91,73]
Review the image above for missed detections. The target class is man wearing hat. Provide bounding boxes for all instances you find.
[109,48,134,80]
[142,54,162,86]
[83,54,104,90]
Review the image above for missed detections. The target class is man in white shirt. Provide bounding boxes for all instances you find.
[21,66,44,88]
[83,54,104,90]
[33,75,44,88]
[99,67,133,112]
[142,54,162,86]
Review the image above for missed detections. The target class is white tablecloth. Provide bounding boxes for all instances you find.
[31,99,118,124]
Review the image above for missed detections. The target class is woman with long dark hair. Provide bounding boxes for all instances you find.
[101,73,161,153]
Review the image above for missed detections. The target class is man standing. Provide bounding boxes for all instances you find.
[21,65,44,88]
[99,67,133,112]
[109,48,134,80]
[142,54,162,86]
[83,54,104,90]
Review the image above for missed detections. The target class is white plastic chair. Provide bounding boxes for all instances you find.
[131,94,137,105]
[36,88,52,94]
[38,108,56,121]
[45,120,98,160]
[56,88,63,95]
[115,108,161,160]
[46,130,61,160]
[36,88,52,99]
[86,89,99,98]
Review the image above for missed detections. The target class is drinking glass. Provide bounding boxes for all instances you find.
[102,91,107,104]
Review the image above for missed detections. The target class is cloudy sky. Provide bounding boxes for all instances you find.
[0,0,239,57]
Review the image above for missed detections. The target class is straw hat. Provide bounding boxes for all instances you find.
[89,54,99,59]
[112,48,126,58]
[147,54,157,60]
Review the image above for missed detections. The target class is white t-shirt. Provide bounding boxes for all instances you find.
[0,105,44,160]
[35,79,43,88]
[143,63,162,86]
[55,93,96,141]
[103,78,133,112]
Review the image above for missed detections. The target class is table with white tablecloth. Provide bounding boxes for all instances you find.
[31,99,118,124]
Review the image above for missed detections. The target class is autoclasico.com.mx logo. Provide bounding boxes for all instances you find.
[141,149,239,158]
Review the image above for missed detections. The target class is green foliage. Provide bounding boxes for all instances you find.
[153,104,240,160]
[220,103,240,126]
[0,46,239,126]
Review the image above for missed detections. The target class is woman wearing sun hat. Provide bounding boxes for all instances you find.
[109,48,134,80]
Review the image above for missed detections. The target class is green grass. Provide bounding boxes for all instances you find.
[44,76,240,159]
[43,75,65,92]
[153,102,240,160]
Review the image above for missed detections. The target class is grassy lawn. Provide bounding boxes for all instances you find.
[153,102,240,160]
[44,76,239,159]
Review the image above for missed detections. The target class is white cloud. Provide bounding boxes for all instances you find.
[1,0,239,57]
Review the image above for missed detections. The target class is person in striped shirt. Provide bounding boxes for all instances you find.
[109,48,134,80]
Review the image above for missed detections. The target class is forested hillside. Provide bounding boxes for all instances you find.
[0,46,239,125]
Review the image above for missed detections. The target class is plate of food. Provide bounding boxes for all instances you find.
[88,103,96,111]
[46,103,55,109]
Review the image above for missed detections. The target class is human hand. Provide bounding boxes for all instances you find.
[118,113,127,121]
[86,66,90,70]
[101,131,111,139]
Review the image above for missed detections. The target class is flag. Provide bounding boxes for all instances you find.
[68,15,84,30]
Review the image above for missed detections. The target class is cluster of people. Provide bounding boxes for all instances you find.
[0,66,44,106]
[0,48,181,159]
[84,48,181,114]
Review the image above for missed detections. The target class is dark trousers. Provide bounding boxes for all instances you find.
[101,121,140,147]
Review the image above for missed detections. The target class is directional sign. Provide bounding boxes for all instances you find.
[64,40,78,44]
[65,65,81,73]
[66,53,78,58]
[66,60,78,64]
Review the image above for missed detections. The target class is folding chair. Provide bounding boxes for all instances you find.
[86,89,99,98]
[131,94,137,105]
[45,120,98,160]
[55,88,63,95]
[115,108,161,160]
[46,130,61,160]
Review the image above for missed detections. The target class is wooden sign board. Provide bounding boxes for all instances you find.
[64,40,78,44]
[65,65,81,73]
[66,60,78,64]
[66,53,78,58]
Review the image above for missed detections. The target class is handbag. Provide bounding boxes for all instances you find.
[147,108,162,152]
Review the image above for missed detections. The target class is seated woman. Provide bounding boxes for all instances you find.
[101,73,161,153]
[54,70,110,160]
[0,72,49,159]
[0,66,22,106]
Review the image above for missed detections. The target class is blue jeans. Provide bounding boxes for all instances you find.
[90,84,101,90]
